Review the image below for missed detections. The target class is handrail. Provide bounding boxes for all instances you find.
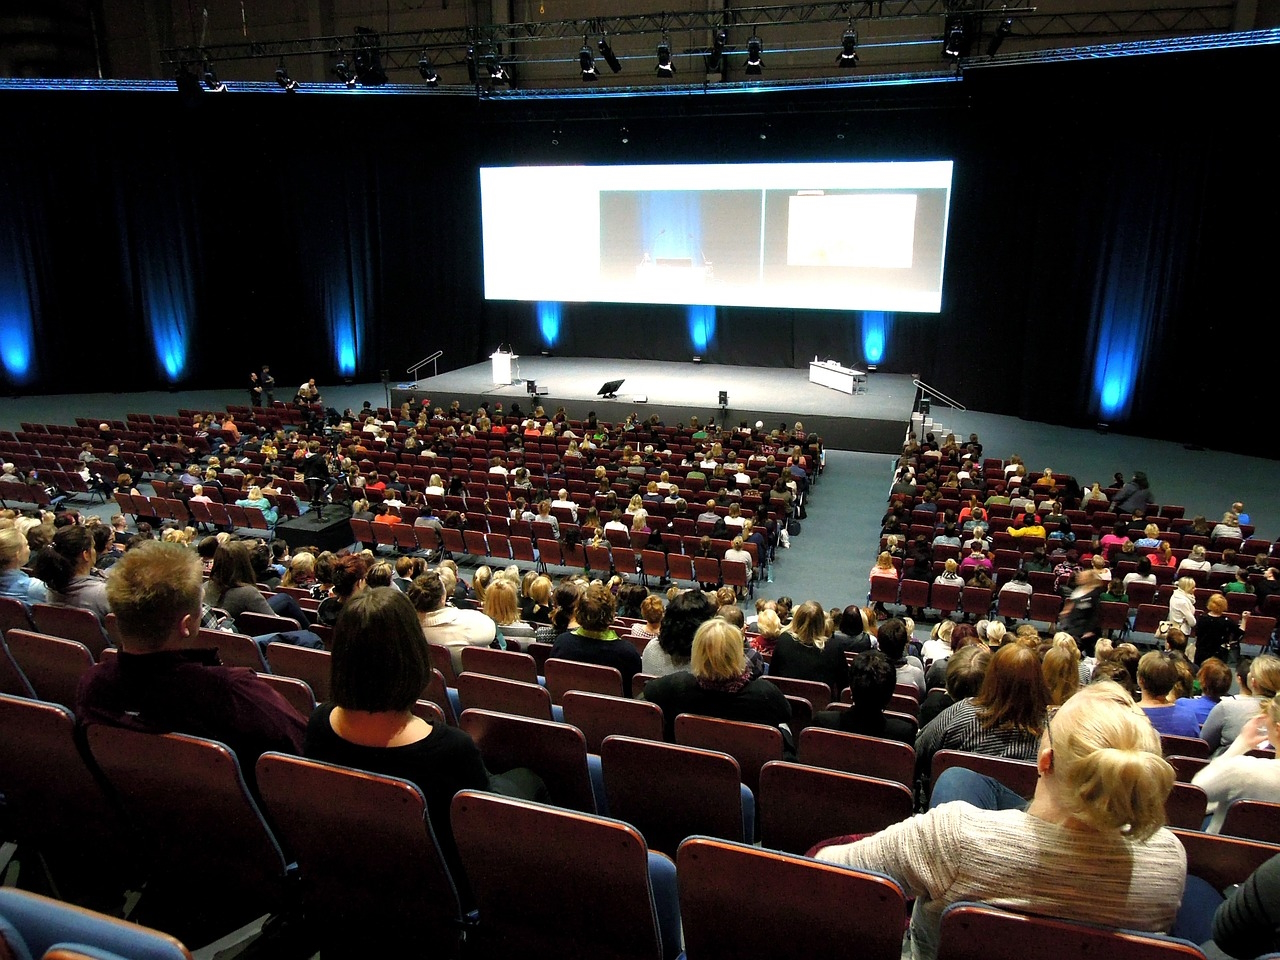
[912,379,966,412]
[407,351,443,380]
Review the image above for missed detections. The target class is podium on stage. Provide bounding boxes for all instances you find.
[490,350,517,385]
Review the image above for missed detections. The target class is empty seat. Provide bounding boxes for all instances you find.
[758,761,913,855]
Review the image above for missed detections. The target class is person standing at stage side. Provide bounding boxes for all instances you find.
[248,371,262,407]
[261,365,275,404]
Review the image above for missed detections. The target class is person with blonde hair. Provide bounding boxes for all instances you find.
[749,608,783,656]
[768,599,848,696]
[1194,693,1280,832]
[643,617,792,744]
[1167,576,1198,635]
[814,681,1184,960]
[0,527,47,605]
[483,578,536,644]
[235,485,277,526]
[1043,646,1081,706]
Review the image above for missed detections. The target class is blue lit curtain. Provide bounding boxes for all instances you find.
[537,301,563,348]
[0,159,42,387]
[687,304,716,352]
[113,158,201,384]
[1084,156,1196,422]
[860,312,893,365]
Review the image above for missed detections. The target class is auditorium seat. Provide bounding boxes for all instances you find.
[758,761,913,855]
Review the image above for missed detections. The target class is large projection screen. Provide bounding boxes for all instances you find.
[480,161,953,313]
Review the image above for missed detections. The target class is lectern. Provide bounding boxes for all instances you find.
[490,350,517,385]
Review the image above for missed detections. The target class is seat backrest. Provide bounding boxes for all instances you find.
[937,902,1207,960]
[758,761,913,856]
[1160,734,1209,759]
[601,735,745,857]
[426,642,458,686]
[1164,781,1209,829]
[254,753,463,944]
[236,611,301,635]
[561,690,665,753]
[84,725,288,909]
[451,789,674,960]
[674,712,784,796]
[1221,798,1280,844]
[1172,828,1280,892]
[264,642,332,702]
[762,675,832,715]
[0,595,34,637]
[931,749,1039,800]
[0,888,193,960]
[797,728,916,787]
[30,603,108,659]
[199,629,269,671]
[677,837,907,960]
[459,708,596,813]
[253,672,315,718]
[455,672,554,721]
[460,645,539,684]
[0,635,36,697]
[543,657,625,704]
[0,694,138,896]
[5,629,95,709]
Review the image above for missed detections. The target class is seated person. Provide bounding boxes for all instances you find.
[812,682,1184,960]
[812,650,917,744]
[919,644,990,729]
[408,570,496,675]
[75,541,306,785]
[1192,694,1280,833]
[642,590,715,678]
[1135,650,1201,737]
[550,582,643,696]
[643,618,792,751]
[304,587,546,882]
[30,525,109,624]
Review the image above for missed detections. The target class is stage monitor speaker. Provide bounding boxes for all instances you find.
[527,380,537,394]
[718,390,728,406]
[597,378,625,399]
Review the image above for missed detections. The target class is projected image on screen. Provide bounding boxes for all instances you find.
[480,161,953,313]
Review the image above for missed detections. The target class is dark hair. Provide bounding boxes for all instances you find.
[197,536,220,560]
[331,554,368,599]
[552,580,583,633]
[31,525,94,592]
[574,582,616,632]
[658,590,716,659]
[407,571,446,611]
[617,583,648,619]
[208,541,257,593]
[838,605,865,637]
[877,618,910,662]
[847,651,897,712]
[1138,650,1181,698]
[331,588,431,712]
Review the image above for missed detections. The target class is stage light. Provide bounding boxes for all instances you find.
[417,52,439,85]
[580,42,598,81]
[987,17,1014,56]
[598,36,622,73]
[274,62,298,92]
[656,39,674,79]
[486,53,510,84]
[943,16,973,59]
[333,57,356,87]
[839,28,859,67]
[745,35,763,75]
[705,29,727,71]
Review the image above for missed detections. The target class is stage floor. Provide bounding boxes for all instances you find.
[396,358,917,454]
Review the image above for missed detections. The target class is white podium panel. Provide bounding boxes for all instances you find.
[809,360,865,395]
[490,351,517,385]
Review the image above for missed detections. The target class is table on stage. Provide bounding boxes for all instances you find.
[490,350,517,385]
[808,359,865,395]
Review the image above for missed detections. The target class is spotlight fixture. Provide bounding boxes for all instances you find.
[202,69,226,91]
[598,35,622,73]
[274,62,298,92]
[486,53,510,84]
[352,25,388,86]
[838,28,859,67]
[705,29,727,71]
[745,35,763,75]
[986,17,1014,56]
[417,52,439,85]
[333,56,356,87]
[942,15,973,59]
[580,41,598,81]
[656,38,674,79]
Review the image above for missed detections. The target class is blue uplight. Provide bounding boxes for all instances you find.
[537,301,562,346]
[325,271,363,377]
[687,304,716,351]
[861,311,892,364]
[0,305,35,383]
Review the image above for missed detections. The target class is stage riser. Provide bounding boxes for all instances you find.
[276,513,356,555]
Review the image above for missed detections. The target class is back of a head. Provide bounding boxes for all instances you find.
[105,541,203,652]
[659,589,715,658]
[838,605,865,637]
[789,600,827,647]
[1043,647,1082,706]
[331,554,369,599]
[848,650,896,712]
[1248,654,1280,698]
[331,587,431,713]
[1137,650,1180,699]
[31,524,93,592]
[691,618,746,682]
[574,582,617,632]
[483,578,520,625]
[717,604,745,629]
[946,645,991,700]
[1051,680,1173,840]
[209,541,256,591]
[877,618,909,662]
[1197,658,1233,699]
[974,642,1048,735]
[407,570,447,612]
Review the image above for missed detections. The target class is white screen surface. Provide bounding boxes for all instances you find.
[480,160,953,313]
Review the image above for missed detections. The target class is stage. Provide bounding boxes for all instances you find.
[392,357,919,454]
